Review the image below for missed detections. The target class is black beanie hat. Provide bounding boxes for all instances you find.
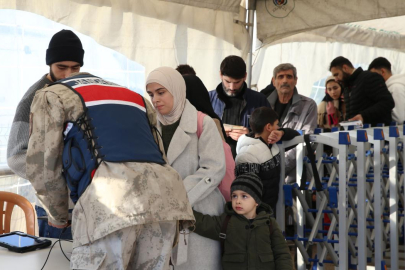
[46,30,84,66]
[231,173,263,204]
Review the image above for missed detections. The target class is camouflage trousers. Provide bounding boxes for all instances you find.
[70,221,176,270]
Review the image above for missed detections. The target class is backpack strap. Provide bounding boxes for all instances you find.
[220,214,232,256]
[196,111,206,138]
[268,219,273,236]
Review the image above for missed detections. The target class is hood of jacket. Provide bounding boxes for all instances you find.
[346,67,363,87]
[268,87,302,108]
[236,134,279,164]
[215,82,247,107]
[386,73,405,88]
[224,201,274,219]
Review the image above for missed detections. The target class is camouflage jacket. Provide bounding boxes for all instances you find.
[26,73,194,246]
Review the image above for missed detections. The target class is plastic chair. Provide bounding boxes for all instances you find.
[0,191,35,235]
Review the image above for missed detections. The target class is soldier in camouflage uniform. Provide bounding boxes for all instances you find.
[26,72,194,270]
[8,29,84,239]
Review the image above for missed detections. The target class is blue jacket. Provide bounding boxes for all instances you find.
[209,83,271,128]
[58,74,165,203]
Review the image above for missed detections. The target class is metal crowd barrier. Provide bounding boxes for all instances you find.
[276,123,405,270]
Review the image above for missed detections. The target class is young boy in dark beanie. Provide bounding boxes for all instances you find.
[192,173,293,270]
[235,106,300,215]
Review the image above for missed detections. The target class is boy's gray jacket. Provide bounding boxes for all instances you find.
[26,74,194,247]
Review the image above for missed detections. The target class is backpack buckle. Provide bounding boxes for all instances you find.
[219,233,226,239]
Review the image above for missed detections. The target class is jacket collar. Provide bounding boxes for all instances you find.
[290,88,302,105]
[347,67,363,86]
[239,133,262,146]
[386,73,405,88]
[268,88,305,126]
[215,82,247,107]
[177,100,197,134]
[268,87,301,107]
[158,100,196,164]
[224,202,273,223]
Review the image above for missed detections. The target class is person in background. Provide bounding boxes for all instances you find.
[183,75,226,140]
[317,76,345,130]
[176,64,197,75]
[267,63,317,184]
[183,74,235,202]
[329,56,394,126]
[260,81,276,98]
[209,55,271,158]
[7,29,84,239]
[368,57,405,125]
[235,107,300,215]
[146,67,226,270]
[192,173,293,270]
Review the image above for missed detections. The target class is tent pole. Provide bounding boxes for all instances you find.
[246,0,256,89]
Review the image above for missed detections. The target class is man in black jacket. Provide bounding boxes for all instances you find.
[329,56,394,126]
[260,81,276,98]
[209,55,271,158]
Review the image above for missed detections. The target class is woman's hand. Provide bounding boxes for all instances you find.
[224,126,232,137]
[228,127,249,141]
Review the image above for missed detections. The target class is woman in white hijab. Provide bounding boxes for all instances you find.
[146,67,226,270]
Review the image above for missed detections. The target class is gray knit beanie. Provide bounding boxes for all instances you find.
[231,173,263,204]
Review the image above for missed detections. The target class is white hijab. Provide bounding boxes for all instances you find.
[146,67,186,125]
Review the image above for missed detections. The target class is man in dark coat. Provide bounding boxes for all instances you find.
[209,55,271,157]
[260,81,276,98]
[329,56,394,126]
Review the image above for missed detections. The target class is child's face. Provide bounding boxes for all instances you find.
[231,190,258,219]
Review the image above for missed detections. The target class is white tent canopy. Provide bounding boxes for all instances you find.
[162,0,241,13]
[0,0,249,90]
[1,0,405,93]
[256,0,405,46]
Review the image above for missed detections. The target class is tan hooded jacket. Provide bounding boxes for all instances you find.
[26,73,194,247]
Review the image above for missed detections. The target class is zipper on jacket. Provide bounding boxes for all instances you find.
[246,221,251,269]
